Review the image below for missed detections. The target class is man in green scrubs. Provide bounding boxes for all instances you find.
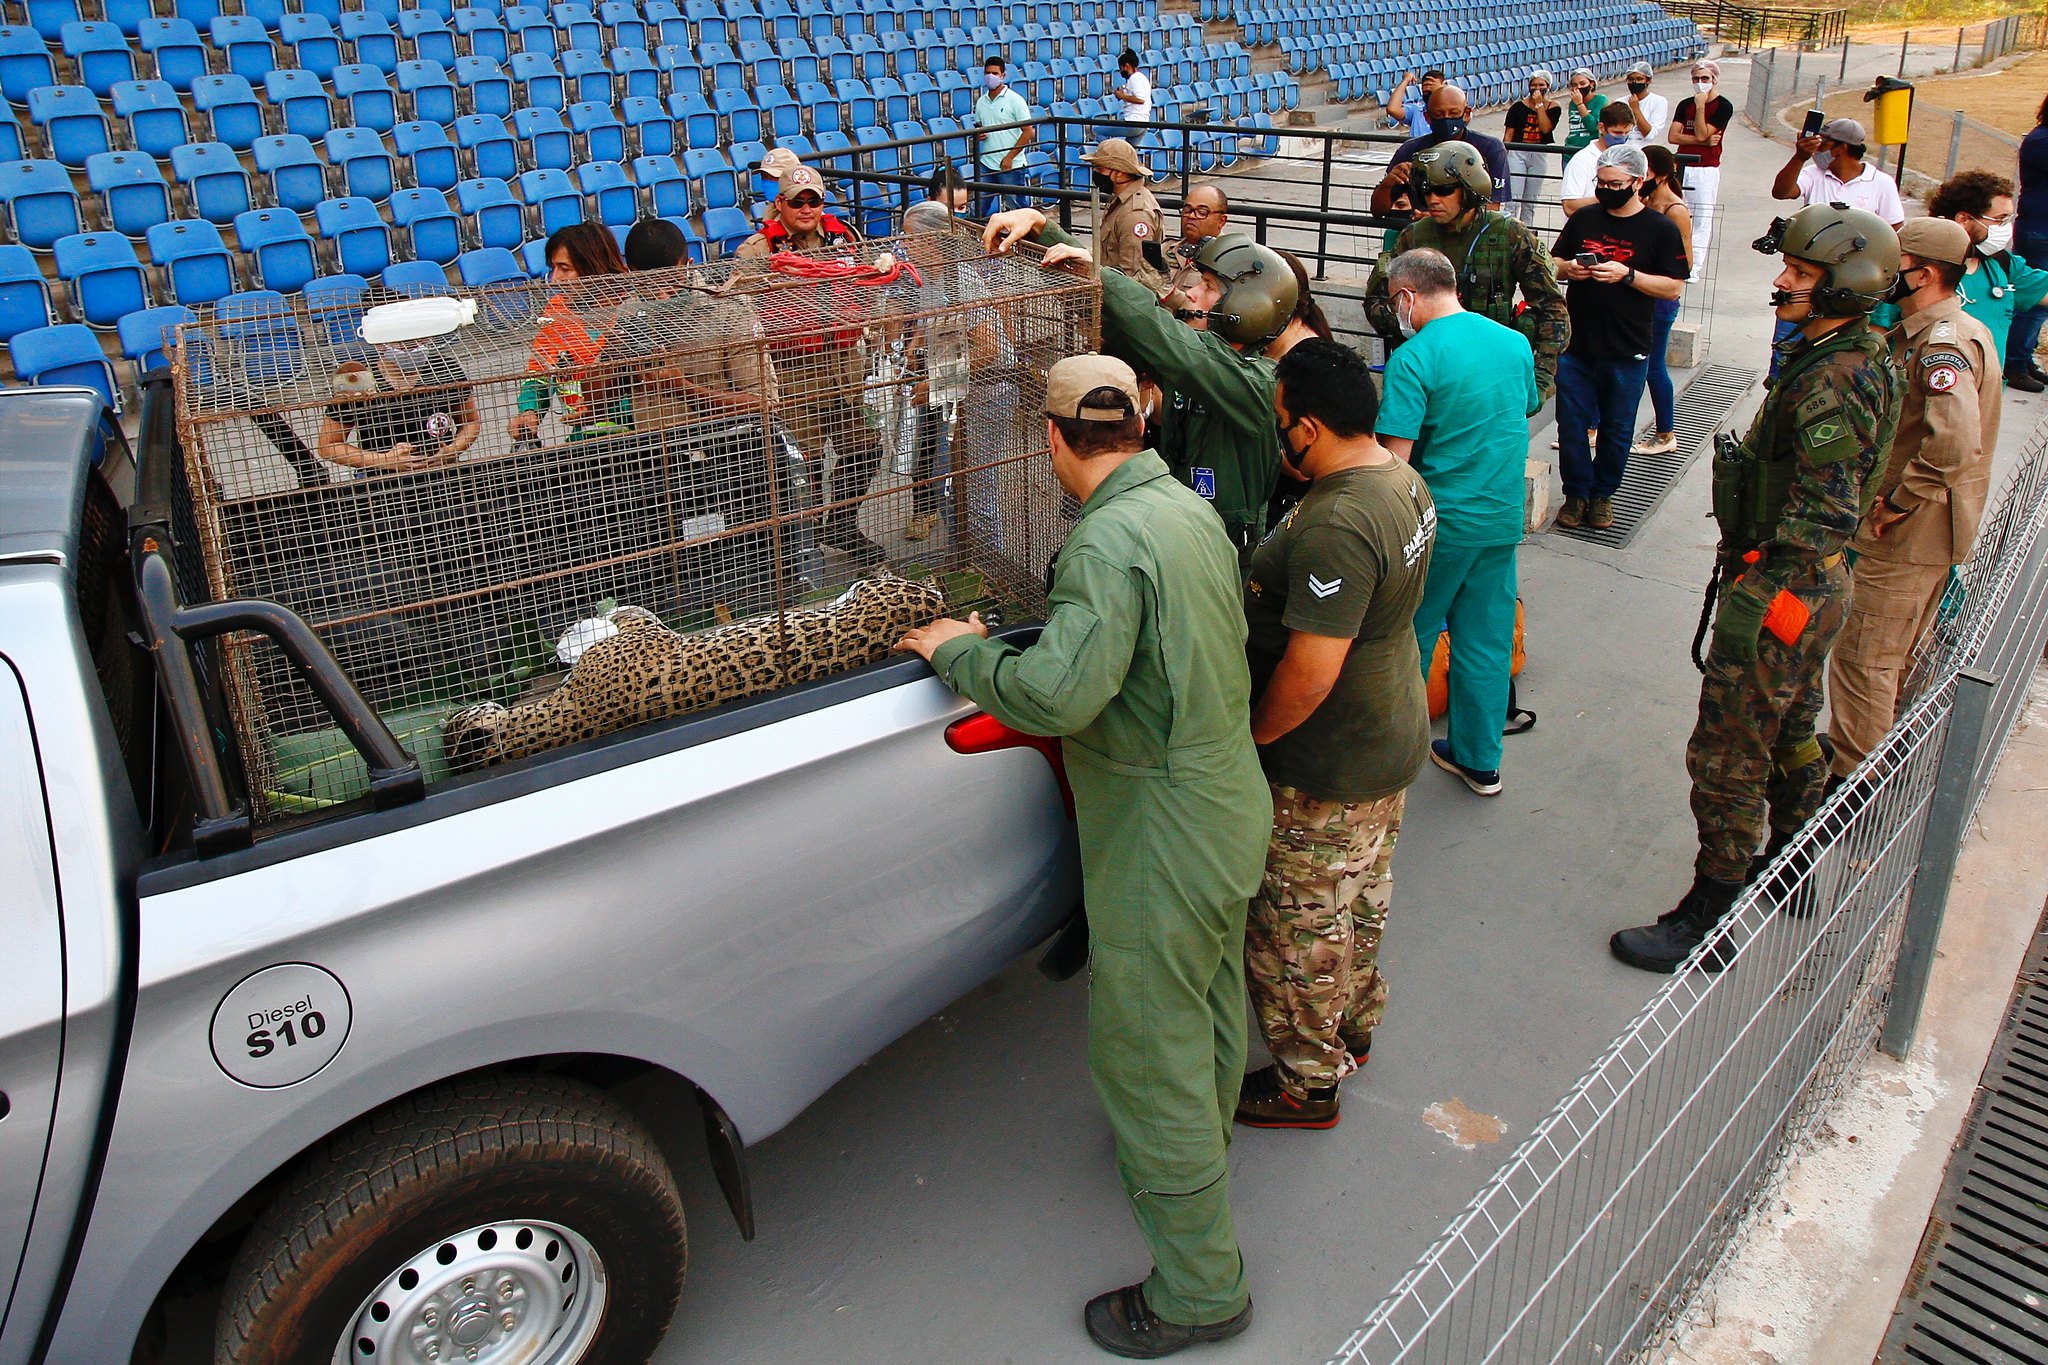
[898,355,1270,1358]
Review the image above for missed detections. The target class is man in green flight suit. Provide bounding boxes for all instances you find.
[1363,139,1569,399]
[983,207,1297,560]
[1611,203,1903,973]
[898,354,1270,1358]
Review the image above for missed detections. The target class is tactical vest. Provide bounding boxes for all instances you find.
[1423,213,1518,327]
[758,216,863,353]
[1712,323,1897,556]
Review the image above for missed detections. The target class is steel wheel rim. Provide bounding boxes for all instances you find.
[331,1218,607,1365]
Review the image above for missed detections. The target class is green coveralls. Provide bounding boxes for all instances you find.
[1040,223,1284,554]
[930,451,1271,1326]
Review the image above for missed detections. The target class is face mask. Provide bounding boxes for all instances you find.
[1693,80,1714,94]
[1594,183,1636,210]
[1429,116,1467,141]
[1275,419,1304,466]
[1812,149,1834,172]
[1885,267,1922,302]
[1395,292,1417,339]
[1627,80,1649,94]
[984,73,1003,90]
[1092,172,1116,195]
[1601,131,1630,147]
[1980,222,2014,255]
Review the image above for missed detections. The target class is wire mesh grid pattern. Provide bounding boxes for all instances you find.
[1328,422,2048,1365]
[167,230,1097,822]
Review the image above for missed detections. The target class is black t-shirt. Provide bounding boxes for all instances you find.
[326,353,470,455]
[1670,94,1733,169]
[1552,207,1690,359]
[1504,99,1556,145]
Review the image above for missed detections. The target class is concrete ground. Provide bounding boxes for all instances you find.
[641,52,2048,1365]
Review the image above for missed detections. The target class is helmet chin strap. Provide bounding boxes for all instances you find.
[1769,287,1814,308]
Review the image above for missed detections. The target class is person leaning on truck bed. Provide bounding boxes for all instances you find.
[317,332,481,475]
[896,354,1269,1360]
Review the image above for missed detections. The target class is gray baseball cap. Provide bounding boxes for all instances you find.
[1820,117,1868,145]
[1627,61,1652,77]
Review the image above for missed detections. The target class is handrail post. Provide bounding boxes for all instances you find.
[1315,134,1332,279]
[1880,668,1999,1060]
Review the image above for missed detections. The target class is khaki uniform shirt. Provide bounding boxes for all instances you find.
[619,291,777,431]
[1160,238,1205,308]
[1095,181,1168,292]
[1857,295,2000,566]
[734,215,866,392]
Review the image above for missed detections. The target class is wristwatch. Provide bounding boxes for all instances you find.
[1623,266,1638,288]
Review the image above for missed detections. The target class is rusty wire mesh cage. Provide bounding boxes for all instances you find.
[168,230,1099,823]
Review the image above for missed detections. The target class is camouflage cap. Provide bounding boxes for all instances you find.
[1082,137,1153,179]
[1045,353,1141,421]
[1897,216,1971,266]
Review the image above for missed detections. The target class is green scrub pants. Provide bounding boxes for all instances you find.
[1413,542,1519,774]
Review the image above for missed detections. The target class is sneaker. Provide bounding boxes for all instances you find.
[2006,369,2045,393]
[904,510,941,542]
[1631,431,1677,455]
[1609,875,1743,974]
[1233,1065,1340,1129]
[1584,496,1615,530]
[1430,738,1501,795]
[1555,495,1586,529]
[1084,1284,1254,1359]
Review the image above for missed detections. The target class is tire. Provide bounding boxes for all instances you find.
[215,1074,686,1365]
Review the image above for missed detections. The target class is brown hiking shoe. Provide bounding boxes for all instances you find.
[1584,496,1615,530]
[1233,1065,1339,1129]
[1555,495,1586,529]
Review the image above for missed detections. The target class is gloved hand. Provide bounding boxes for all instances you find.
[1710,577,1771,665]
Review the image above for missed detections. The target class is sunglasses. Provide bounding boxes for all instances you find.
[787,194,824,208]
[1420,183,1463,199]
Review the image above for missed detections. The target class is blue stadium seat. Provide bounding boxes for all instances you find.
[334,65,401,132]
[568,101,628,162]
[28,87,111,167]
[684,0,728,47]
[509,50,566,108]
[453,7,511,64]
[621,95,675,156]
[55,231,152,327]
[382,258,452,294]
[701,204,751,255]
[237,0,289,31]
[394,120,462,192]
[101,0,158,38]
[216,290,301,388]
[280,13,345,80]
[511,106,575,170]
[397,10,457,67]
[169,141,251,223]
[515,167,583,235]
[711,86,761,143]
[699,40,742,90]
[667,89,718,148]
[11,324,121,411]
[397,59,461,125]
[837,77,877,130]
[555,3,605,52]
[456,114,521,181]
[682,146,736,210]
[502,3,557,58]
[454,54,514,117]
[0,25,56,106]
[756,84,802,140]
[518,235,549,275]
[796,80,840,136]
[136,17,208,91]
[303,271,370,350]
[209,14,277,81]
[653,43,701,95]
[0,243,52,339]
[341,11,402,73]
[252,134,329,213]
[455,176,525,249]
[234,207,320,292]
[60,22,136,98]
[191,74,266,150]
[118,303,191,379]
[576,159,637,225]
[562,47,612,104]
[457,243,526,287]
[263,68,335,139]
[611,46,660,100]
[20,0,84,44]
[86,152,172,238]
[145,218,236,304]
[630,152,692,217]
[600,2,648,50]
[315,196,393,277]
[324,128,397,202]
[391,187,464,263]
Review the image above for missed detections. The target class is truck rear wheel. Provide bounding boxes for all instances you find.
[216,1074,686,1365]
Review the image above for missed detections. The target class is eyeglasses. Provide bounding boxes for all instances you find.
[1181,205,1219,219]
[786,194,824,208]
[1594,179,1635,192]
[1975,210,2017,225]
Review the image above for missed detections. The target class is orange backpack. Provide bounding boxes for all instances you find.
[1427,599,1534,733]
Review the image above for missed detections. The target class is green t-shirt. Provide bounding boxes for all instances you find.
[1243,461,1437,801]
[1564,93,1608,148]
[1375,310,1539,548]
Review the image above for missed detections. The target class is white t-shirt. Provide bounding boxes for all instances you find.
[1121,70,1152,121]
[1795,160,1906,226]
[1629,90,1670,144]
[1560,139,1638,200]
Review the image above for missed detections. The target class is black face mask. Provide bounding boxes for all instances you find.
[1429,116,1468,141]
[1885,266,1923,303]
[1627,80,1649,94]
[1092,172,1117,195]
[1594,183,1636,210]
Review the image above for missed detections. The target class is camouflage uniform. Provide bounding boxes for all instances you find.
[1365,209,1569,398]
[1689,321,1900,881]
[1246,787,1403,1092]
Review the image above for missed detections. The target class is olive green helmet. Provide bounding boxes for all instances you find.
[1190,233,1298,348]
[1779,202,1900,316]
[1410,140,1492,206]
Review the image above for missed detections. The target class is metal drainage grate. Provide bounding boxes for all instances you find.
[1553,363,1759,549]
[1880,896,2048,1365]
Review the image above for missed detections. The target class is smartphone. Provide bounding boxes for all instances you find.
[1802,108,1824,138]
[1575,252,1598,269]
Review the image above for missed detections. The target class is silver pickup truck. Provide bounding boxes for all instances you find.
[0,385,1080,1365]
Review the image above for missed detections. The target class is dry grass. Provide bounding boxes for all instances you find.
[1844,1,2032,40]
[1796,50,2045,183]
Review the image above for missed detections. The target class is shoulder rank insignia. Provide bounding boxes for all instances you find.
[1930,319,1955,340]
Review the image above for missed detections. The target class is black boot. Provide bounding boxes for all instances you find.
[1610,875,1744,974]
[1746,826,1796,885]
[1083,1283,1253,1359]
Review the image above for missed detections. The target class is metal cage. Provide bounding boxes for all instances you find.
[167,231,1099,822]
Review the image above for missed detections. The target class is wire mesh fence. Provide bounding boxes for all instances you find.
[1325,417,2048,1365]
[168,228,1095,822]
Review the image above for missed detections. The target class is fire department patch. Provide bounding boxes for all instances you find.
[1132,221,1149,238]
[1927,365,1958,393]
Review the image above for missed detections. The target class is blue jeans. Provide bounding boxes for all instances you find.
[978,165,1030,216]
[1413,542,1519,775]
[1555,350,1651,501]
[1645,296,1682,434]
[2010,230,2048,376]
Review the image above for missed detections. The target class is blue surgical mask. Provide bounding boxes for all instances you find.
[1601,131,1630,147]
[985,72,1004,91]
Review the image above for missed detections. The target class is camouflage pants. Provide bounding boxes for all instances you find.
[1688,559,1848,882]
[1245,784,1405,1097]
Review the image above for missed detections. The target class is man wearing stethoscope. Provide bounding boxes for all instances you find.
[1926,169,2048,391]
